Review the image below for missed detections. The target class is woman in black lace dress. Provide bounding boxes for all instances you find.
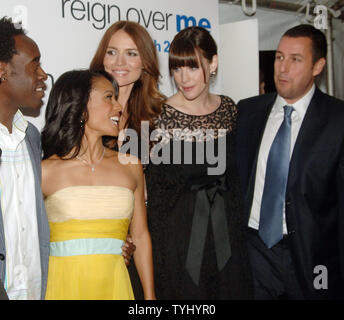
[145,27,253,299]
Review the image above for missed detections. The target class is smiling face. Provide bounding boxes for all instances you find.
[103,30,143,91]
[4,35,47,109]
[172,53,217,102]
[85,76,122,137]
[274,36,325,104]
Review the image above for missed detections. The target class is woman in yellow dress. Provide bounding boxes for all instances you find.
[41,69,155,300]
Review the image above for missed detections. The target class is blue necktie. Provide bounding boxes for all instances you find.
[259,105,294,248]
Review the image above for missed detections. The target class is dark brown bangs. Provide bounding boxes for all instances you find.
[169,54,200,75]
[168,41,200,75]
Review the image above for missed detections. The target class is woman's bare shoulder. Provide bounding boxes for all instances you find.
[42,155,61,169]
[42,155,77,177]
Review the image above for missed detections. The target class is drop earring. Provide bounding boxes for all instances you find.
[0,75,7,84]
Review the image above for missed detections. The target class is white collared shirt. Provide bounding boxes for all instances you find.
[0,111,41,300]
[249,84,315,233]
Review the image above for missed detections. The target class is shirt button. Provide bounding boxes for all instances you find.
[0,254,5,261]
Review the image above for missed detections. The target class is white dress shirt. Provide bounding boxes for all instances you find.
[248,84,316,234]
[0,111,41,300]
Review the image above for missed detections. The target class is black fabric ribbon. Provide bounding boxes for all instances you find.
[185,175,232,286]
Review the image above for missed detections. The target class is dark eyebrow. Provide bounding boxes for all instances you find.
[275,51,304,62]
[291,53,303,58]
[275,51,303,58]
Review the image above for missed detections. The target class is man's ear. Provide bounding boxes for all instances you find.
[313,57,326,77]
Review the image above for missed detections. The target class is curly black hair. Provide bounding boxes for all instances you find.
[0,16,25,63]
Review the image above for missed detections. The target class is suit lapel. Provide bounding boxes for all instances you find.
[25,127,50,299]
[25,131,41,184]
[288,88,327,186]
[247,94,277,156]
[244,94,277,221]
[24,130,43,246]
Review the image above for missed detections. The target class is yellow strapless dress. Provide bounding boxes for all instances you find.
[44,186,135,300]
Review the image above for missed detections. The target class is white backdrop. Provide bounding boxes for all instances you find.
[219,19,259,103]
[1,0,220,130]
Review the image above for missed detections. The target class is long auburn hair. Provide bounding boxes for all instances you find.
[41,69,118,160]
[90,20,165,134]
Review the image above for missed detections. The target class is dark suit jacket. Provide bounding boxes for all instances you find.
[236,87,344,299]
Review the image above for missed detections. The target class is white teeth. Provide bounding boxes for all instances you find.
[110,116,119,125]
[114,71,128,75]
[36,88,43,91]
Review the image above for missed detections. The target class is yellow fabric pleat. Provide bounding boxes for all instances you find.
[49,219,130,242]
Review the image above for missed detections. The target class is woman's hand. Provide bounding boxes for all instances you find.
[122,234,136,266]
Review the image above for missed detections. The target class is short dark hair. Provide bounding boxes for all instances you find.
[41,69,119,160]
[283,24,327,63]
[168,26,217,81]
[0,16,25,62]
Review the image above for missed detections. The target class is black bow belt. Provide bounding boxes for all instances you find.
[185,175,232,285]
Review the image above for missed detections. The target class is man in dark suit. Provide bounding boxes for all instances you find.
[236,24,344,299]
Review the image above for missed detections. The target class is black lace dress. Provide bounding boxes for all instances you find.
[145,95,253,300]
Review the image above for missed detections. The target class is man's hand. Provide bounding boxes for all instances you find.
[122,234,136,266]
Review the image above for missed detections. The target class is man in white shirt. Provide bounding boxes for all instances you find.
[0,17,50,300]
[236,24,344,299]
